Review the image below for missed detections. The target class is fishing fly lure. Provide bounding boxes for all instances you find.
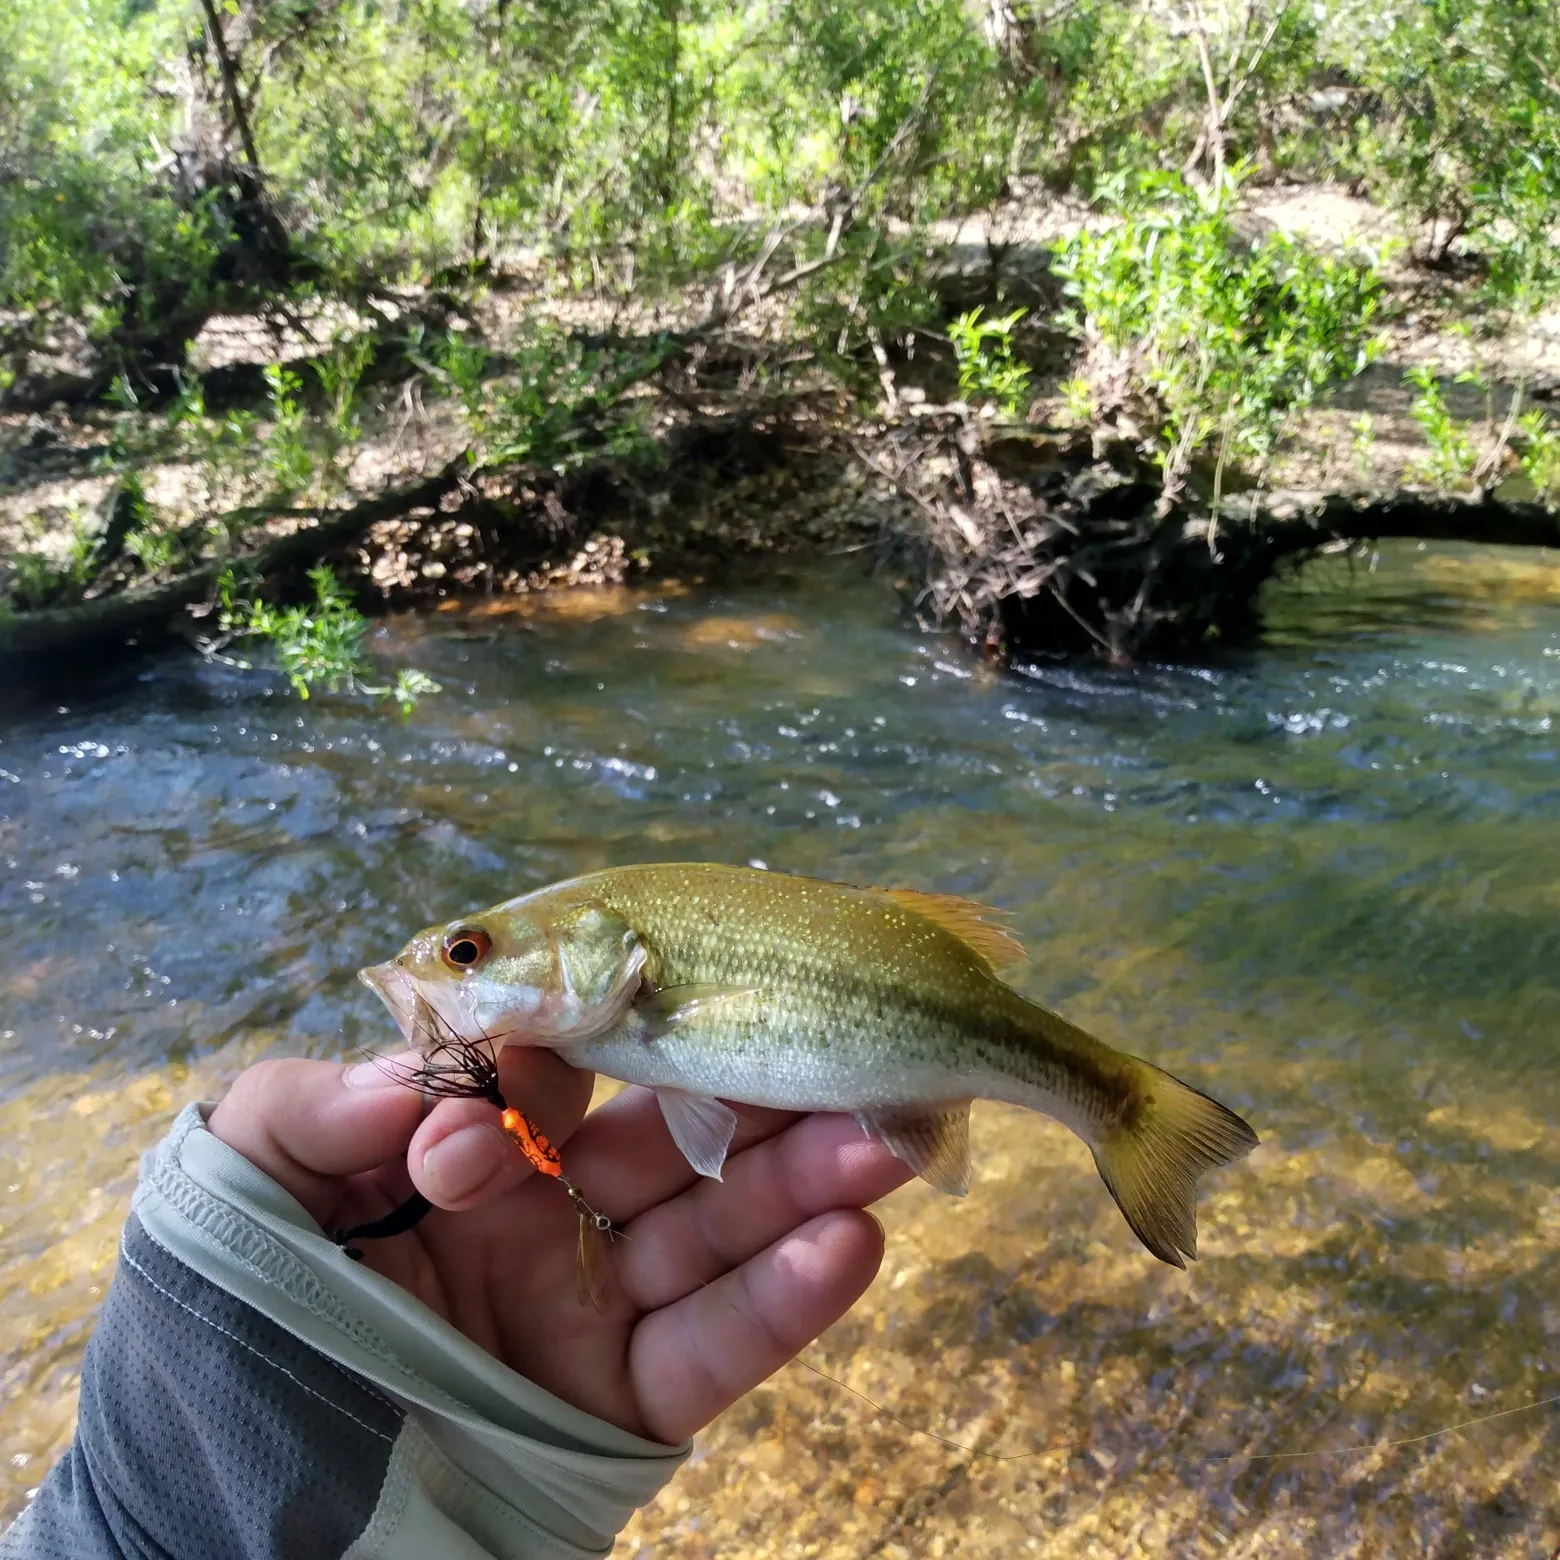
[333,995,621,1308]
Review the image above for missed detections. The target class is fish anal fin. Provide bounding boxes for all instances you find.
[639,983,756,1033]
[656,1087,739,1180]
[878,889,1026,971]
[855,1101,973,1196]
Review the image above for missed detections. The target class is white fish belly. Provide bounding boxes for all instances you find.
[566,1022,1018,1115]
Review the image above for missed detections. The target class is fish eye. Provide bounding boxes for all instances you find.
[440,926,492,972]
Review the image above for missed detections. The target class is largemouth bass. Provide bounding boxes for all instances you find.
[361,862,1257,1267]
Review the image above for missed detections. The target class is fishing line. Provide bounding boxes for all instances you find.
[1207,1390,1560,1464]
[789,1355,1560,1468]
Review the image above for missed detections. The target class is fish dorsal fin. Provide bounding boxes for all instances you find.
[855,1102,973,1196]
[877,888,1026,971]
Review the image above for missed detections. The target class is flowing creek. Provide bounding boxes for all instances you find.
[1,542,1558,1556]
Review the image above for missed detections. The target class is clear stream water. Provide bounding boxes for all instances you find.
[1,543,1557,1557]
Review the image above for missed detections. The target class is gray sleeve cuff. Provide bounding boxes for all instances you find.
[126,1102,686,1559]
[2,1214,404,1560]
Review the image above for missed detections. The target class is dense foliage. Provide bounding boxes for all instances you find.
[3,0,1558,670]
[1054,173,1385,504]
[5,0,1556,381]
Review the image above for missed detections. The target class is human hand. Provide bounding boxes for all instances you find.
[207,1049,912,1443]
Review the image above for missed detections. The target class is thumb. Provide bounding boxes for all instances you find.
[207,1055,426,1227]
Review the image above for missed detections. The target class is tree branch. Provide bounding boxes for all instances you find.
[197,0,263,180]
[1186,1,1227,186]
[698,73,940,329]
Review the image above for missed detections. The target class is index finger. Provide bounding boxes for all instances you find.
[407,1045,595,1209]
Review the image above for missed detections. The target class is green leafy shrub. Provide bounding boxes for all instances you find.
[948,308,1032,415]
[1403,367,1478,493]
[123,523,181,576]
[433,324,666,471]
[255,342,370,503]
[312,336,374,480]
[108,471,187,579]
[261,366,315,500]
[218,565,438,712]
[3,0,1555,371]
[1053,175,1384,500]
[1342,0,1560,275]
[1516,409,1560,506]
[5,508,100,610]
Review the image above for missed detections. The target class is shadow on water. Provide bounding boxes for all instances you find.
[2,540,1559,1553]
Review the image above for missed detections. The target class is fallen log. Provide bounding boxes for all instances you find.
[6,407,1556,677]
[0,460,465,668]
[885,413,1560,661]
[0,399,836,677]
[1257,488,1560,554]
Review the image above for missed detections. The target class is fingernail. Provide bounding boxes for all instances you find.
[422,1124,506,1200]
[345,1060,402,1089]
[863,1209,886,1241]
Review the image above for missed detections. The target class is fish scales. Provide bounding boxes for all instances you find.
[362,862,1258,1267]
[536,866,1097,1108]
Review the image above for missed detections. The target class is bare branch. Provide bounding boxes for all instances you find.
[196,0,263,180]
[699,72,940,329]
[1185,0,1227,186]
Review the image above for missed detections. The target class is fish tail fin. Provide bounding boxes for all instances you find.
[1090,1062,1258,1269]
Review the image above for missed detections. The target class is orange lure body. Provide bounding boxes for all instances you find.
[500,1107,563,1178]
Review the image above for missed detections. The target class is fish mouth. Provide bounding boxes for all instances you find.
[358,961,420,1046]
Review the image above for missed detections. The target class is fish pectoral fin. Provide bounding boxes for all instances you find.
[638,983,756,1033]
[876,889,1026,972]
[855,1102,973,1197]
[656,1088,740,1180]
